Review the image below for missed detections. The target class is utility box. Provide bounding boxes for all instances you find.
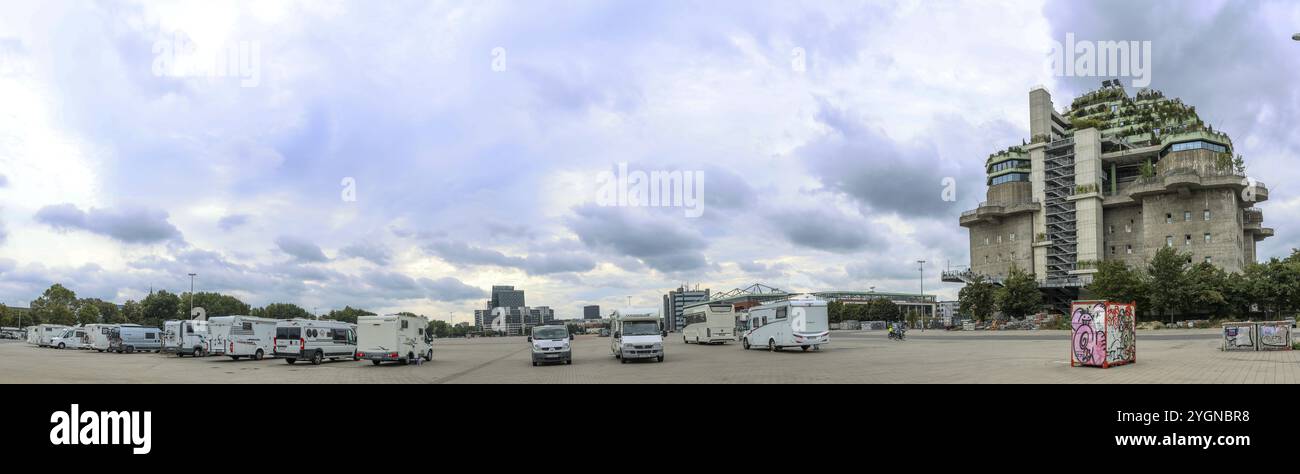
[1070,300,1136,368]
[1223,322,1292,351]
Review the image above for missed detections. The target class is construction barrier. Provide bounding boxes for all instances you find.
[1223,322,1292,351]
[1070,300,1136,368]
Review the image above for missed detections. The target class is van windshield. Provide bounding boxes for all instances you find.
[622,321,660,336]
[533,327,567,340]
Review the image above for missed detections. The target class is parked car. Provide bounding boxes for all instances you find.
[529,325,572,366]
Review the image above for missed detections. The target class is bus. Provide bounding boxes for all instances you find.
[680,302,736,345]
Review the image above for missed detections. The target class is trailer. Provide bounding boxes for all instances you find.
[207,316,278,360]
[739,295,830,352]
[680,302,736,345]
[356,314,433,365]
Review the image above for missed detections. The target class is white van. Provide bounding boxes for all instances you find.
[87,323,140,352]
[207,315,278,360]
[50,327,89,350]
[528,325,573,366]
[610,308,665,363]
[680,302,736,345]
[356,314,433,365]
[163,319,211,356]
[740,295,830,352]
[273,319,358,365]
[34,324,71,347]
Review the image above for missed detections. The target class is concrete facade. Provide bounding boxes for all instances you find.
[958,83,1273,307]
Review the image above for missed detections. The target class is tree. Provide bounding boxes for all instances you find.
[180,292,252,317]
[140,290,182,328]
[1147,246,1190,323]
[79,298,122,324]
[1185,262,1229,318]
[958,275,997,322]
[1086,259,1149,319]
[75,303,101,325]
[253,303,312,320]
[995,265,1042,319]
[30,283,78,325]
[863,299,900,322]
[324,306,376,324]
[427,319,451,338]
[121,300,143,325]
[827,301,844,324]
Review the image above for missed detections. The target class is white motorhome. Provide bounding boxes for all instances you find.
[50,327,90,350]
[680,302,736,345]
[25,326,38,344]
[164,319,211,356]
[273,319,358,365]
[87,323,140,352]
[356,314,432,365]
[739,295,830,352]
[610,308,665,363]
[207,316,278,360]
[34,324,72,347]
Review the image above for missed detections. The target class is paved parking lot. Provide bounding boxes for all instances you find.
[2,329,1298,383]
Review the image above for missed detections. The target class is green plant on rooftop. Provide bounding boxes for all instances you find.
[1139,160,1156,179]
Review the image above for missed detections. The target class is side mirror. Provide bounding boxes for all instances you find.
[526,336,532,342]
[661,331,667,337]
[569,334,575,341]
[613,332,621,339]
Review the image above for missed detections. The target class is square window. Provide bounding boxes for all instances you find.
[1205,256,1212,264]
[1203,209,1211,221]
[1126,245,1133,254]
[1184,211,1191,221]
[1204,233,1211,243]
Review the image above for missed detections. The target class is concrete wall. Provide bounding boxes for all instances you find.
[1102,205,1145,267]
[1074,129,1105,265]
[986,181,1033,205]
[970,213,1034,278]
[1136,189,1245,273]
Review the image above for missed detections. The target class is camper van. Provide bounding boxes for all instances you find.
[273,319,358,365]
[25,326,39,344]
[164,319,211,356]
[109,326,163,353]
[50,327,89,349]
[528,325,573,366]
[206,316,278,360]
[610,308,665,363]
[356,314,433,365]
[87,323,140,352]
[680,302,736,345]
[33,324,71,347]
[739,295,830,352]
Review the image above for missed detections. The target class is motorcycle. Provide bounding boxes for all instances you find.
[888,330,906,341]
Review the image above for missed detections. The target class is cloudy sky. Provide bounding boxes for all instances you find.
[1,0,1297,323]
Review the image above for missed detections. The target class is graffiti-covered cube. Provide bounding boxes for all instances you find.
[1070,301,1136,368]
[1221,322,1257,351]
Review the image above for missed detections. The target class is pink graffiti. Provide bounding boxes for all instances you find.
[1071,303,1107,365]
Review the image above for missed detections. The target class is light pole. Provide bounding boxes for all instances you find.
[917,260,926,331]
[187,273,196,318]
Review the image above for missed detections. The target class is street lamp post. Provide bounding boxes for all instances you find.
[917,260,926,331]
[187,273,196,318]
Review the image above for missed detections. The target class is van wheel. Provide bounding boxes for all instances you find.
[254,349,264,361]
[97,349,104,353]
[126,346,135,354]
[311,351,323,365]
[801,345,809,352]
[371,360,381,366]
[657,355,664,362]
[425,349,433,360]
[768,339,776,352]
[683,335,688,344]
[743,339,751,350]
[286,358,296,365]
[532,361,538,367]
[620,357,627,364]
[194,347,206,358]
[230,356,240,360]
[58,343,65,349]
